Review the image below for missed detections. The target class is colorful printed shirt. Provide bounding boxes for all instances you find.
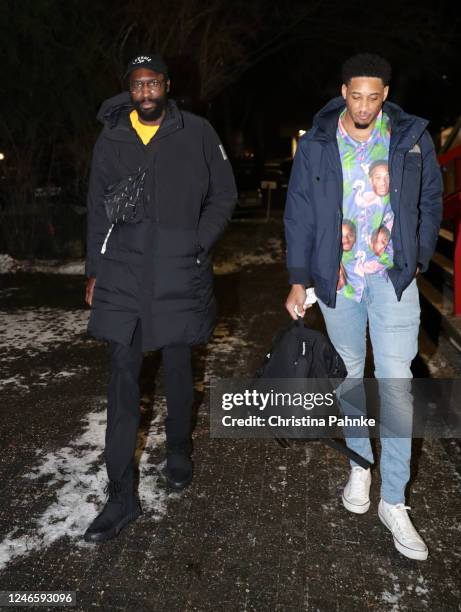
[336,110,393,302]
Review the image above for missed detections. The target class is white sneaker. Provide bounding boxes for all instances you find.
[342,466,371,514]
[378,499,428,561]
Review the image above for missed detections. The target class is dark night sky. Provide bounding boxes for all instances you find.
[210,0,460,158]
[2,0,460,184]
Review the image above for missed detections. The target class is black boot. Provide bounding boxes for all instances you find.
[164,443,193,490]
[83,481,142,543]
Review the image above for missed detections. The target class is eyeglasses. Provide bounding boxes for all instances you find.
[130,79,165,93]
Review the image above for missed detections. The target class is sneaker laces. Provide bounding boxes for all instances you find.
[387,504,420,540]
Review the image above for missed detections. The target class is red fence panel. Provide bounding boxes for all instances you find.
[439,144,461,316]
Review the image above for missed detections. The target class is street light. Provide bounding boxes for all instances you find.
[292,130,307,157]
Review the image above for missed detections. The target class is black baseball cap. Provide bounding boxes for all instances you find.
[124,54,169,79]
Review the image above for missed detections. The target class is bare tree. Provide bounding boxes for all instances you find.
[114,0,325,101]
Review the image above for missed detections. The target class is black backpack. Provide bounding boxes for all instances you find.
[256,319,347,379]
[256,319,371,469]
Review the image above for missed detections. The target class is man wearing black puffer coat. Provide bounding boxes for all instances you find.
[83,54,237,542]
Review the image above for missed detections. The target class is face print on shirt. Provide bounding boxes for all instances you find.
[352,160,389,208]
[370,225,391,257]
[342,219,357,251]
[369,160,390,197]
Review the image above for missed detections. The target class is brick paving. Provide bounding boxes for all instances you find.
[0,219,460,611]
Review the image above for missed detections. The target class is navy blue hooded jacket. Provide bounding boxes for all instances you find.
[284,97,443,307]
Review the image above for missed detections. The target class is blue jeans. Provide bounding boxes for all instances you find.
[318,274,420,504]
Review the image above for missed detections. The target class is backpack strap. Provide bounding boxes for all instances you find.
[322,438,372,469]
[275,437,372,469]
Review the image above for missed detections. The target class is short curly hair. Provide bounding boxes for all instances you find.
[342,53,392,86]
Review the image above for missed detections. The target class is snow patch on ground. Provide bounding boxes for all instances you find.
[379,569,431,610]
[0,400,170,570]
[0,308,90,392]
[0,374,30,391]
[420,353,441,375]
[0,366,90,391]
[0,254,19,273]
[0,308,88,356]
[22,261,85,275]
[214,237,284,275]
[380,571,404,610]
[0,310,253,570]
[1,237,284,277]
[194,320,249,392]
[0,255,84,275]
[0,287,20,297]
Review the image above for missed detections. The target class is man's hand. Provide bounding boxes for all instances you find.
[415,265,421,278]
[285,284,311,320]
[85,277,96,306]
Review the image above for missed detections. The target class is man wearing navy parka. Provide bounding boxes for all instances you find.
[285,53,442,561]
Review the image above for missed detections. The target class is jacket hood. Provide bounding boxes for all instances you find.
[97,91,133,127]
[311,96,428,145]
[96,93,184,142]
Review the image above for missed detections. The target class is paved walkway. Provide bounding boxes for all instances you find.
[0,220,460,611]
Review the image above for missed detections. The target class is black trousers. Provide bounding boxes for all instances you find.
[105,322,194,488]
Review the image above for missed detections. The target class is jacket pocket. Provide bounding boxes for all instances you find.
[404,151,422,172]
[192,251,213,308]
[401,151,422,209]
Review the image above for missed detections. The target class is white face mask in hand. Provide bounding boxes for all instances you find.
[294,288,317,317]
[304,287,317,306]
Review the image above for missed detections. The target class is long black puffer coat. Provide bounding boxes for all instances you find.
[85,94,237,350]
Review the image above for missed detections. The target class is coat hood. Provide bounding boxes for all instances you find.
[97,92,133,127]
[311,96,428,145]
[95,93,184,142]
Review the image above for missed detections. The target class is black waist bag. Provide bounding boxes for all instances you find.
[256,318,371,469]
[104,167,147,224]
